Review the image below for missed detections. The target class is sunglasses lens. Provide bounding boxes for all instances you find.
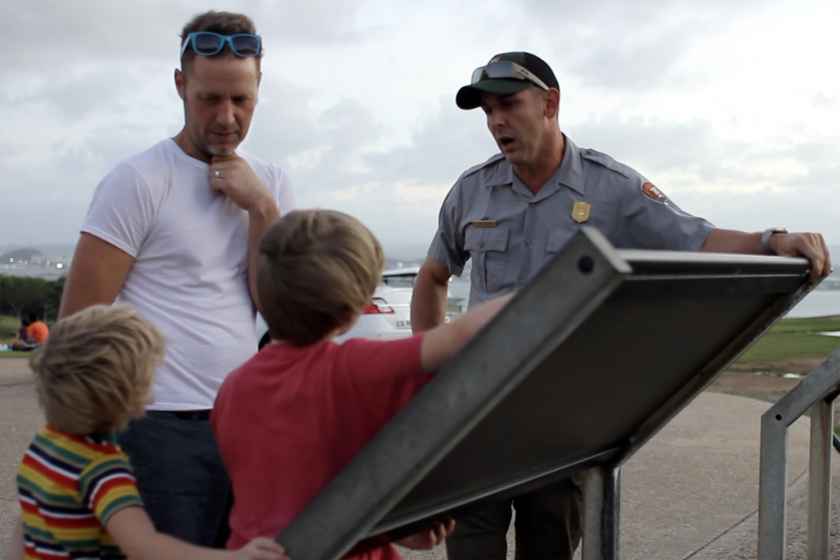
[484,61,514,79]
[231,35,260,56]
[193,33,223,54]
[471,67,485,84]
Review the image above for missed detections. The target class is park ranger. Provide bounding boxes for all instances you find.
[411,51,831,560]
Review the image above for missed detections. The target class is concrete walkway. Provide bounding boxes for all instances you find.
[1,357,837,558]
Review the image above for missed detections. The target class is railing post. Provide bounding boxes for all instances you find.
[757,347,840,559]
[759,410,788,560]
[807,397,833,559]
[582,465,620,560]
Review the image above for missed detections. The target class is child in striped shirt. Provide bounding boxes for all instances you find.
[6,304,286,560]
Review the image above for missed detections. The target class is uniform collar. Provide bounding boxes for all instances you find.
[485,134,586,198]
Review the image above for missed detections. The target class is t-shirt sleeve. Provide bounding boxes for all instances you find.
[78,452,143,526]
[335,333,430,426]
[81,162,156,258]
[618,173,715,251]
[428,184,470,277]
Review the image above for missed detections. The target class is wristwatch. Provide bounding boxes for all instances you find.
[761,227,788,255]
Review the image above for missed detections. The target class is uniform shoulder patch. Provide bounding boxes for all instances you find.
[459,153,506,181]
[642,182,668,203]
[579,149,632,179]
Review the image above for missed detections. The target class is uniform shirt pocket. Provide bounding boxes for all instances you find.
[465,225,509,295]
[546,226,575,254]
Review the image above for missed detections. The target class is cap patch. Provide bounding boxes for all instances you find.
[490,55,503,63]
[642,182,667,203]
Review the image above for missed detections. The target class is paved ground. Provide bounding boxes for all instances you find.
[2,357,839,559]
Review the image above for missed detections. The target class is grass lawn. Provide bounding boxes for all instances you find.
[0,314,21,340]
[0,351,31,358]
[737,316,840,364]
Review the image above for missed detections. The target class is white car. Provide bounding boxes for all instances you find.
[256,267,419,349]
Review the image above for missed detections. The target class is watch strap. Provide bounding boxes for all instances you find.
[761,227,788,255]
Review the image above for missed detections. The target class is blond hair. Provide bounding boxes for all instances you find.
[30,305,165,434]
[257,210,385,347]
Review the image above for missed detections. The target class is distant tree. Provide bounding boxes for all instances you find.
[0,275,64,322]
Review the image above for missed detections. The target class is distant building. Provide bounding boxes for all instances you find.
[0,247,70,279]
[0,248,42,265]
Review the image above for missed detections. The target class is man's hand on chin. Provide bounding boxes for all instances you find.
[209,154,274,213]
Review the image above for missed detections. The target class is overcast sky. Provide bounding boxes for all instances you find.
[1,0,838,254]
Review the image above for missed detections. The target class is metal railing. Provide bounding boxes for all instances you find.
[758,346,840,559]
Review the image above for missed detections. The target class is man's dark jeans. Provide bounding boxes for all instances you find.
[118,411,232,547]
[445,476,583,560]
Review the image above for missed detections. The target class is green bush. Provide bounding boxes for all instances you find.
[0,275,64,322]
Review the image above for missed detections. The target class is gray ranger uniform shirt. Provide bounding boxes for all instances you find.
[428,135,715,308]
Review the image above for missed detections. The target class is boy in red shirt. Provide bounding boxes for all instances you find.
[212,210,511,560]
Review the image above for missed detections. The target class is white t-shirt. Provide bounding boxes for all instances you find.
[81,139,295,410]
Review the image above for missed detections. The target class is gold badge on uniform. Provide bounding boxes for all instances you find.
[472,220,498,228]
[572,201,591,223]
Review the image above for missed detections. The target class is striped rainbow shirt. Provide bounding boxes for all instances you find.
[16,425,143,560]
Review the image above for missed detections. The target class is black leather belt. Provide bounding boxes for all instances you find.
[148,409,212,421]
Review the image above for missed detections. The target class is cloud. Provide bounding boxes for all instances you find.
[813,94,836,109]
[362,97,496,187]
[257,0,367,46]
[244,93,499,246]
[0,142,18,158]
[508,0,785,91]
[564,113,840,244]
[0,0,368,79]
[0,0,180,75]
[254,92,497,202]
[566,113,840,196]
[1,0,838,250]
[678,188,840,237]
[5,64,171,123]
[568,115,717,176]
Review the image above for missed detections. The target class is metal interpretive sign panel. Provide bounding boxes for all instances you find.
[278,228,816,560]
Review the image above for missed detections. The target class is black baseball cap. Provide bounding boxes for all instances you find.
[456,52,559,110]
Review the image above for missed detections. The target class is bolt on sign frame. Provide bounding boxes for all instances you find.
[278,227,818,560]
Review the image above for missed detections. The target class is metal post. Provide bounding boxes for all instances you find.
[582,465,620,560]
[807,398,833,560]
[758,349,840,559]
[758,411,788,560]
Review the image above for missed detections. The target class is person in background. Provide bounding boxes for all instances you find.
[6,305,286,560]
[10,317,31,351]
[57,10,295,547]
[26,314,49,346]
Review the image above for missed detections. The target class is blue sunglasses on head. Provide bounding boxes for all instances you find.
[180,31,262,58]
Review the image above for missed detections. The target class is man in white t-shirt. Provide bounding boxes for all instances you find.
[58,11,294,547]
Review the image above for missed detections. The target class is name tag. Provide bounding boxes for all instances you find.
[472,220,498,228]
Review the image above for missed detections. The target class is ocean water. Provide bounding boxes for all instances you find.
[786,290,840,318]
[448,280,840,319]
